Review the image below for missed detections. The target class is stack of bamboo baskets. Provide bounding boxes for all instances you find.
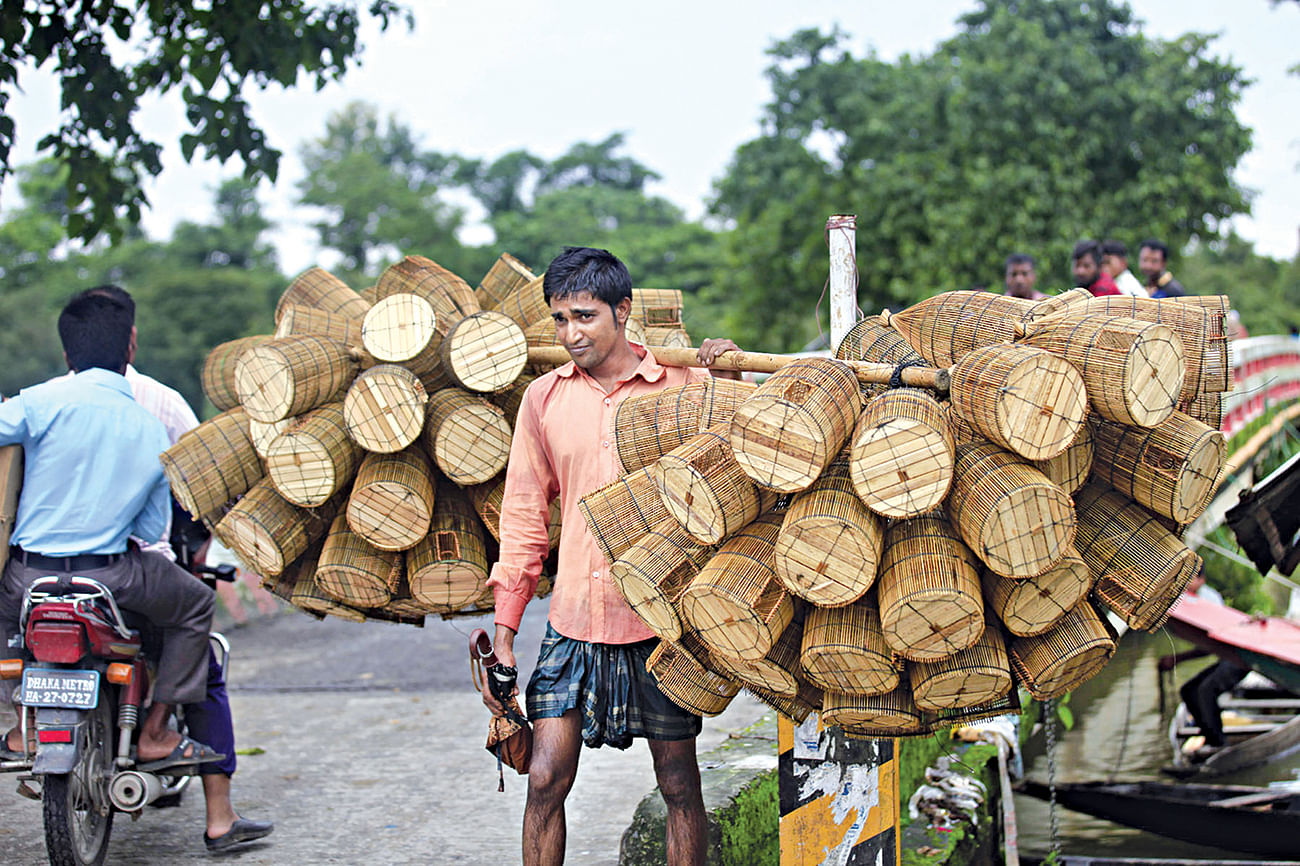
[590,289,1229,737]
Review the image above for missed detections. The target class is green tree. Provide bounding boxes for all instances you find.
[0,1,410,241]
[1178,235,1300,336]
[707,1,1254,351]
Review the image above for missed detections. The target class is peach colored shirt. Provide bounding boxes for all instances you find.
[488,346,710,643]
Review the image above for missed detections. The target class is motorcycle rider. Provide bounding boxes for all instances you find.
[0,289,220,775]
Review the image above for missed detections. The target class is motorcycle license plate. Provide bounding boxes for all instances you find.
[20,669,99,709]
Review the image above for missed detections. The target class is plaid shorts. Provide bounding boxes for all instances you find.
[526,623,702,749]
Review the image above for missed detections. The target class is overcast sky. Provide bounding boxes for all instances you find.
[4,0,1299,275]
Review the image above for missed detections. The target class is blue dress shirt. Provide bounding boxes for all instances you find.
[0,367,171,556]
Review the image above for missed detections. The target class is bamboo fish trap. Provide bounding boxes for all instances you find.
[705,616,805,697]
[160,407,263,524]
[728,357,862,492]
[609,518,713,642]
[275,304,363,348]
[631,288,684,327]
[773,455,884,607]
[347,447,436,551]
[948,343,1087,461]
[342,364,428,454]
[438,310,529,393]
[1089,412,1226,525]
[468,475,562,551]
[1073,483,1202,631]
[643,327,692,348]
[579,468,671,564]
[946,441,1077,579]
[315,513,402,607]
[680,513,793,662]
[202,335,271,411]
[748,677,824,725]
[876,513,985,661]
[288,548,366,623]
[646,641,739,717]
[1030,420,1095,496]
[822,678,924,735]
[361,293,442,379]
[214,479,339,577]
[407,482,490,610]
[615,378,756,474]
[1018,315,1184,428]
[799,600,900,696]
[422,389,513,486]
[491,373,535,427]
[274,267,371,324]
[491,275,550,330]
[850,388,955,518]
[836,315,926,400]
[883,291,1034,366]
[265,403,360,507]
[1009,600,1116,700]
[909,617,1013,712]
[651,423,765,545]
[235,334,358,423]
[476,253,535,310]
[248,417,290,459]
[983,546,1092,637]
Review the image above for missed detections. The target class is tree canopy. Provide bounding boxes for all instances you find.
[0,0,408,241]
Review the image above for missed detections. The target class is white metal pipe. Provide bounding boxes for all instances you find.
[827,214,858,355]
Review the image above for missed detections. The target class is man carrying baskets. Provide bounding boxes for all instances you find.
[481,246,739,865]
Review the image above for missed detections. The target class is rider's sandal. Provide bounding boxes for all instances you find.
[136,735,225,772]
[0,742,23,761]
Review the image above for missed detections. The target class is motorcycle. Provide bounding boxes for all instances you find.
[0,561,235,866]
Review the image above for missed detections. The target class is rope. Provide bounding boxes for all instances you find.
[817,216,862,349]
[1045,698,1061,860]
[1109,654,1136,783]
[889,359,927,390]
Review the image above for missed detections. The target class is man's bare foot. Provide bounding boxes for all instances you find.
[135,729,193,763]
[2,727,20,753]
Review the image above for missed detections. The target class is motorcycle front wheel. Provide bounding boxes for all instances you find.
[42,698,114,866]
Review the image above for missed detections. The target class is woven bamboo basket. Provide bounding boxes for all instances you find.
[1181,390,1224,430]
[729,357,862,492]
[984,546,1092,637]
[643,327,692,348]
[748,677,824,725]
[379,561,436,620]
[361,293,442,380]
[235,334,358,423]
[214,479,340,576]
[942,402,982,447]
[835,315,926,399]
[800,600,900,695]
[1019,315,1184,428]
[265,403,360,508]
[1090,412,1226,525]
[1031,419,1095,496]
[422,389,512,486]
[347,446,436,551]
[579,467,671,563]
[680,513,793,662]
[651,423,763,545]
[822,677,924,735]
[1026,288,1094,320]
[476,252,535,310]
[274,267,371,324]
[202,335,271,411]
[315,513,402,607]
[946,441,1077,579]
[850,388,955,518]
[615,378,756,474]
[909,617,1013,711]
[407,482,489,610]
[949,343,1087,461]
[274,304,363,348]
[289,547,366,622]
[469,475,562,550]
[884,291,1033,366]
[342,364,428,454]
[492,275,550,329]
[439,310,528,393]
[523,318,563,348]
[624,317,648,346]
[631,288,684,327]
[774,455,883,606]
[610,518,713,641]
[1074,483,1202,631]
[877,513,985,661]
[646,641,739,717]
[1043,296,1230,401]
[161,407,263,523]
[374,255,479,311]
[491,374,535,426]
[248,417,290,459]
[701,615,806,697]
[1009,600,1116,700]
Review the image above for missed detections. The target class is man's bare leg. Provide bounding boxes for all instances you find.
[524,710,583,866]
[201,773,240,838]
[136,702,190,762]
[648,737,707,866]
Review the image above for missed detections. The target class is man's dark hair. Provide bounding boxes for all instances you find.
[542,246,633,310]
[1072,240,1102,265]
[1005,253,1035,270]
[1139,238,1170,263]
[85,284,136,323]
[1101,240,1127,258]
[57,289,133,372]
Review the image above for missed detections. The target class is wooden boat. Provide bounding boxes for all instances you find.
[1166,593,1300,694]
[1164,684,1300,778]
[1017,779,1300,857]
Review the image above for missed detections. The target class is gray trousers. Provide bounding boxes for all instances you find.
[0,550,215,706]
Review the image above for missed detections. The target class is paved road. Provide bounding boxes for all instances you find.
[1,601,766,864]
